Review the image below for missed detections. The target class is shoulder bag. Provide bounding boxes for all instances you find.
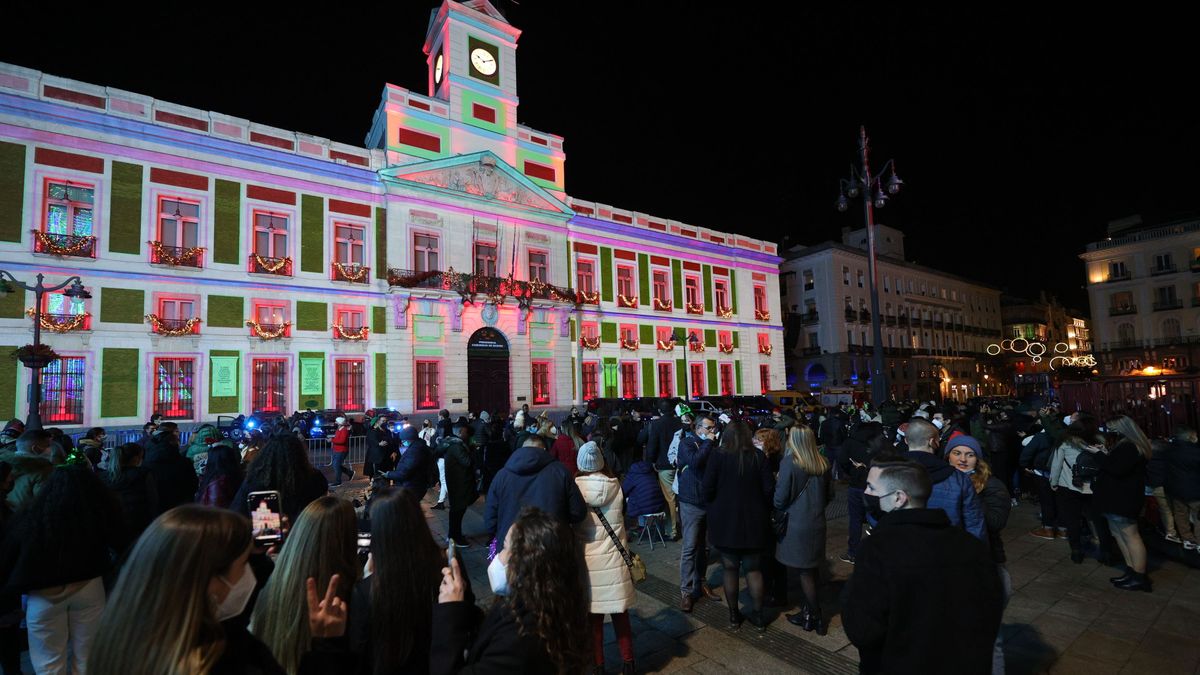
[592,506,647,584]
[772,473,811,541]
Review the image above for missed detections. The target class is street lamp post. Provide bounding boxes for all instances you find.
[673,330,700,399]
[0,271,92,431]
[837,126,903,406]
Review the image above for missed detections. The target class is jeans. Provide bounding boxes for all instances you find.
[331,451,353,485]
[437,457,448,504]
[27,576,106,675]
[657,468,679,537]
[679,501,709,598]
[847,486,866,557]
[1033,473,1058,527]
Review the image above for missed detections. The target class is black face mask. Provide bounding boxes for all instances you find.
[863,490,896,521]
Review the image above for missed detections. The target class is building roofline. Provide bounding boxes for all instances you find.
[784,240,1000,291]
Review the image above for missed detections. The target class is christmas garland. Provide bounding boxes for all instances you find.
[620,337,640,351]
[148,241,204,265]
[246,320,291,340]
[617,294,639,308]
[33,230,93,256]
[717,305,734,319]
[754,308,771,321]
[686,302,705,314]
[334,325,369,341]
[252,254,291,274]
[653,297,673,311]
[719,342,735,354]
[689,341,706,353]
[576,290,600,304]
[656,339,677,351]
[579,335,600,350]
[145,314,201,336]
[333,262,369,282]
[759,344,773,356]
[389,269,441,287]
[25,308,89,333]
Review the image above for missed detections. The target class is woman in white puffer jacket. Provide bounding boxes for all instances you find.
[574,441,637,675]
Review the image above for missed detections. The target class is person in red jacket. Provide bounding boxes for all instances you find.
[330,416,354,487]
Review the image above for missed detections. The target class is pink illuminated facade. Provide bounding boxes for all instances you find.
[0,0,782,428]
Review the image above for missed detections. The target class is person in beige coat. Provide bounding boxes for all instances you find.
[575,441,637,675]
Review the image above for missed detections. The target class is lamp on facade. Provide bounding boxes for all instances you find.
[835,126,903,406]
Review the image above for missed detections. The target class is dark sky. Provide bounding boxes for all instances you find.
[3,3,1197,310]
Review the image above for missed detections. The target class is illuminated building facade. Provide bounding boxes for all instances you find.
[0,0,782,429]
[998,293,1092,396]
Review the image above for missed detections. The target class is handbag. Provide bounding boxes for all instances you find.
[772,474,811,541]
[592,506,647,584]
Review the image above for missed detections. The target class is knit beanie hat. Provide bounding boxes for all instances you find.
[480,410,491,423]
[577,441,604,472]
[946,434,985,460]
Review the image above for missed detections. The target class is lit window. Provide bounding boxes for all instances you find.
[576,259,595,293]
[753,285,767,312]
[657,362,673,397]
[685,276,701,307]
[251,358,288,413]
[335,360,366,411]
[689,363,705,398]
[475,242,498,277]
[532,362,551,404]
[617,266,634,298]
[620,362,638,399]
[843,266,850,285]
[41,356,85,425]
[720,363,734,396]
[528,250,548,282]
[416,360,441,410]
[582,362,599,400]
[803,271,814,291]
[251,302,290,338]
[335,224,365,265]
[414,233,440,272]
[156,297,198,334]
[714,280,729,310]
[39,181,95,257]
[253,212,288,258]
[154,358,196,420]
[158,197,199,249]
[654,271,670,304]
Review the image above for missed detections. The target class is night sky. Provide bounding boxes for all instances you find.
[3,3,1196,310]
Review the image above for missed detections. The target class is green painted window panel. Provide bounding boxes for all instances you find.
[298,351,325,409]
[706,360,718,396]
[570,356,576,401]
[639,324,654,345]
[602,357,618,398]
[0,141,26,243]
[296,301,327,331]
[735,360,743,394]
[0,345,17,420]
[213,179,241,264]
[372,306,387,334]
[209,349,240,414]
[675,359,687,397]
[702,265,714,313]
[601,322,617,343]
[100,288,145,324]
[730,272,738,314]
[301,195,323,274]
[101,348,139,418]
[206,295,244,328]
[375,353,387,406]
[375,207,387,280]
[732,331,740,349]
[599,247,613,302]
[0,288,25,319]
[109,161,143,254]
[641,357,655,397]
[671,260,683,307]
[637,253,650,301]
[704,329,717,348]
[569,318,576,341]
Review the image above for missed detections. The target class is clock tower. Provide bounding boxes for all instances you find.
[424,0,520,104]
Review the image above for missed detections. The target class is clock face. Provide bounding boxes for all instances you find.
[470,48,497,76]
[434,52,444,84]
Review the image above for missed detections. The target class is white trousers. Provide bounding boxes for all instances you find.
[438,457,448,503]
[27,576,106,675]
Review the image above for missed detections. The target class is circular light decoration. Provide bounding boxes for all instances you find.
[1032,356,1042,363]
[1055,342,1069,354]
[1027,341,1046,358]
[1001,339,1013,351]
[986,344,1001,356]
[1011,338,1029,354]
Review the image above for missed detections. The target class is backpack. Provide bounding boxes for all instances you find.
[1070,448,1102,488]
[667,429,684,467]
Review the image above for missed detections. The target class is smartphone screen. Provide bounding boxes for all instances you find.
[447,538,458,564]
[357,533,372,549]
[248,491,283,544]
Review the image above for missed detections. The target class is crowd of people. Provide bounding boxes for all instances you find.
[0,391,1192,674]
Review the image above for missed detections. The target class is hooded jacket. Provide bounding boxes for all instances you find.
[6,451,53,512]
[575,473,636,614]
[675,432,714,507]
[904,451,986,541]
[384,438,431,494]
[621,461,667,517]
[643,414,682,470]
[483,445,586,551]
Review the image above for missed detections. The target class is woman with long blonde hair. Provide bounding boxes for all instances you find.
[89,505,347,674]
[773,425,831,634]
[1094,415,1154,591]
[251,496,359,674]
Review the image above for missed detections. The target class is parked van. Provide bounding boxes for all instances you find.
[764,390,819,412]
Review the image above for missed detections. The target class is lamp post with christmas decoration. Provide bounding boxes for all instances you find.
[0,271,91,430]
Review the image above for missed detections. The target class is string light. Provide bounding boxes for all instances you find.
[145,314,201,336]
[333,325,369,341]
[246,320,291,340]
[148,241,204,266]
[25,308,89,333]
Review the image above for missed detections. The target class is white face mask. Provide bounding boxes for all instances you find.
[1063,415,1073,427]
[932,418,944,430]
[550,427,558,437]
[487,555,509,596]
[214,562,256,622]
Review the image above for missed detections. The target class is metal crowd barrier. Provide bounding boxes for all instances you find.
[306,435,367,468]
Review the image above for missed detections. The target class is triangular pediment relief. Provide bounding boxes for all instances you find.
[382,152,569,215]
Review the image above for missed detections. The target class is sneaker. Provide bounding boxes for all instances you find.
[839,552,856,565]
[1165,533,1183,544]
[1030,527,1057,540]
[1184,540,1198,551]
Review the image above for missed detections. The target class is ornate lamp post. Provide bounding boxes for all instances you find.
[0,271,91,430]
[836,126,903,406]
[673,330,701,399]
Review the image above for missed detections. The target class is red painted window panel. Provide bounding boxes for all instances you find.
[682,261,701,272]
[573,205,594,215]
[680,229,697,238]
[713,266,729,276]
[34,147,104,174]
[250,132,295,150]
[613,249,636,261]
[155,110,209,131]
[407,99,431,111]
[328,199,372,218]
[472,103,497,123]
[648,221,666,231]
[752,273,767,281]
[574,242,598,254]
[398,127,442,153]
[530,135,548,146]
[523,161,556,182]
[246,185,296,205]
[43,85,105,109]
[150,168,209,191]
[612,213,633,224]
[650,256,669,267]
[329,150,369,166]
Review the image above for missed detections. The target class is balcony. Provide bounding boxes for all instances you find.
[246,321,291,340]
[685,302,704,315]
[1151,265,1178,276]
[858,310,871,323]
[617,294,639,309]
[754,308,771,321]
[884,315,897,326]
[28,311,91,332]
[1191,258,1200,272]
[331,262,370,284]
[1153,299,1183,311]
[898,316,910,327]
[1106,271,1132,283]
[385,268,575,303]
[1108,305,1137,316]
[249,254,292,276]
[149,242,204,268]
[333,325,369,341]
[800,310,820,325]
[716,304,733,319]
[844,308,857,322]
[32,231,95,258]
[653,297,674,312]
[147,315,201,336]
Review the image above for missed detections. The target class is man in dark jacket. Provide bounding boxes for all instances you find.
[904,419,986,541]
[142,422,198,515]
[1165,426,1200,548]
[383,425,431,494]
[845,460,1003,674]
[1019,423,1061,539]
[675,415,718,611]
[483,433,585,552]
[364,416,396,476]
[643,402,683,539]
[439,423,479,544]
[836,426,876,564]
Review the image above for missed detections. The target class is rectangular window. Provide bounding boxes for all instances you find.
[415,360,441,410]
[653,270,670,304]
[576,259,595,294]
[689,363,705,398]
[617,265,634,298]
[414,232,440,272]
[803,270,814,291]
[714,279,729,311]
[336,306,365,329]
[335,360,366,411]
[883,275,889,293]
[474,242,498,277]
[43,290,90,329]
[253,212,288,258]
[720,363,734,396]
[718,330,733,350]
[759,365,770,394]
[842,266,850,285]
[582,362,599,400]
[44,181,94,237]
[528,250,548,282]
[656,326,674,346]
[857,270,864,288]
[808,332,819,348]
[657,363,673,398]
[582,321,598,341]
[154,357,196,420]
[334,223,365,265]
[753,285,767,313]
[158,197,199,249]
[758,333,770,350]
[620,324,637,344]
[685,276,701,307]
[41,356,85,425]
[251,358,288,413]
[620,362,638,399]
[532,362,551,405]
[156,297,199,334]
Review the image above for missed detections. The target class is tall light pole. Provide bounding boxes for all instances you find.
[837,126,903,406]
[0,271,92,430]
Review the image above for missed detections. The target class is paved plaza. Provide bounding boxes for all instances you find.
[349,477,1200,675]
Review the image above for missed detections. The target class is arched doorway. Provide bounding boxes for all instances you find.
[468,327,510,416]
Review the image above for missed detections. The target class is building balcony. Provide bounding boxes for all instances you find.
[148,242,204,268]
[32,231,95,258]
[1153,299,1183,311]
[331,262,370,284]
[653,297,674,312]
[1191,258,1200,272]
[798,346,821,356]
[146,315,201,336]
[1151,265,1178,276]
[884,315,897,326]
[933,321,944,330]
[385,268,575,303]
[617,294,640,309]
[1108,305,1137,316]
[716,304,733,319]
[800,310,820,325]
[844,308,857,322]
[898,316,910,327]
[577,290,600,305]
[754,308,771,321]
[332,325,369,341]
[28,311,91,332]
[858,310,871,323]
[246,321,291,340]
[249,254,292,276]
[1106,271,1132,283]
[685,302,704,315]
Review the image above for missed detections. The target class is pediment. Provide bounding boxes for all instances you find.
[381,152,569,216]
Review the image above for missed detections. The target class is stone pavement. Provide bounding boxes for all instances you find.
[337,477,1200,674]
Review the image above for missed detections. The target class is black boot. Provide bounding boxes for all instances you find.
[1110,566,1134,584]
[748,610,769,633]
[1114,571,1152,592]
[803,607,827,636]
[728,606,743,629]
